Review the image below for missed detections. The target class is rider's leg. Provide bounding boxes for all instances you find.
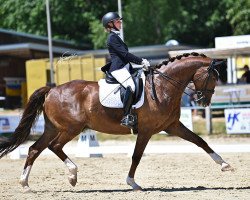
[111,67,135,91]
[120,86,136,128]
[123,86,134,116]
[111,68,137,128]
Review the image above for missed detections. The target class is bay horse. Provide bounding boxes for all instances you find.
[0,53,233,192]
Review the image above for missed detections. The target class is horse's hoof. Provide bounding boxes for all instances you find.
[221,163,234,172]
[19,180,32,193]
[23,186,32,193]
[133,185,143,191]
[68,176,77,186]
[126,176,143,191]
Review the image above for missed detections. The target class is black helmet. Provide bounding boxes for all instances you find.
[102,12,121,28]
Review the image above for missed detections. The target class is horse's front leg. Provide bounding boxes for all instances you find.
[166,122,234,171]
[127,133,151,191]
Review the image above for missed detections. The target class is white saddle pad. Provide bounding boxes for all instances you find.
[98,72,145,109]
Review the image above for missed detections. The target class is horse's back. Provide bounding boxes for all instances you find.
[57,79,97,89]
[46,79,99,103]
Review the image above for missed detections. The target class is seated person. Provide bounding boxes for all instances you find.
[241,65,250,83]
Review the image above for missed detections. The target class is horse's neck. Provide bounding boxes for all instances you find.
[151,61,200,103]
[157,63,197,89]
[170,62,199,82]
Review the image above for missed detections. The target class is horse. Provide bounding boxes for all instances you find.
[0,52,233,192]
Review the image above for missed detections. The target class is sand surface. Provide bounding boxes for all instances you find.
[0,141,249,200]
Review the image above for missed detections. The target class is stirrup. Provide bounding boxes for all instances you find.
[121,114,137,129]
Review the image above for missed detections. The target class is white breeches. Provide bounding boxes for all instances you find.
[111,68,135,92]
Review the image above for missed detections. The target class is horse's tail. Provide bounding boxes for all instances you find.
[0,86,51,158]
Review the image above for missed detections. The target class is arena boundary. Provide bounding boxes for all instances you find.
[8,141,250,159]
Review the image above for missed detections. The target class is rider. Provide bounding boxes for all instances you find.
[102,11,150,129]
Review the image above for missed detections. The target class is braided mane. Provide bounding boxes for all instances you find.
[155,52,207,69]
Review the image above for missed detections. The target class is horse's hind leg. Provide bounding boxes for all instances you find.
[166,122,234,171]
[20,128,58,192]
[48,131,79,187]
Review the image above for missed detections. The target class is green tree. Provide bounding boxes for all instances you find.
[165,0,233,47]
[123,0,182,46]
[0,0,249,49]
[159,0,250,47]
[226,0,250,35]
[0,0,47,35]
[0,0,117,48]
[89,19,108,49]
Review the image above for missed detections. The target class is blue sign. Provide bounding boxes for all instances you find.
[225,109,250,134]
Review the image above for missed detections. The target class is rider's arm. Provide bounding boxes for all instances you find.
[108,35,142,64]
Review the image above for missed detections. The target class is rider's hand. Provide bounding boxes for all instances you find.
[141,58,150,71]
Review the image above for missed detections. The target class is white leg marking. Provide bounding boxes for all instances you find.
[209,153,224,165]
[19,165,32,192]
[209,153,234,172]
[64,158,78,186]
[126,176,142,191]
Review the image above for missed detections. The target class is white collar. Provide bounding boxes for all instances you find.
[111,29,120,35]
[111,30,123,41]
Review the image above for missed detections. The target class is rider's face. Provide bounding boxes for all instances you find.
[113,19,122,30]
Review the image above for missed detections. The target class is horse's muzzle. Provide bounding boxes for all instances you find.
[195,91,212,107]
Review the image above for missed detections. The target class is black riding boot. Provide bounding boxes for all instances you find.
[121,86,137,129]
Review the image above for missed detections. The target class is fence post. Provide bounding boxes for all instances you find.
[205,105,212,134]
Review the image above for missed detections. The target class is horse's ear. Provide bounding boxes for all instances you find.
[214,60,226,67]
[208,59,223,81]
[208,59,226,71]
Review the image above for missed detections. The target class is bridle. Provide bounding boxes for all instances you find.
[149,59,221,104]
[193,60,220,104]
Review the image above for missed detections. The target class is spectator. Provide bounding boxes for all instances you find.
[181,83,198,117]
[241,65,250,83]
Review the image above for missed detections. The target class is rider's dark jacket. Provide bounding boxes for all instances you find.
[107,31,142,72]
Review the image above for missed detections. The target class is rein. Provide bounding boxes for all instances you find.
[148,59,219,102]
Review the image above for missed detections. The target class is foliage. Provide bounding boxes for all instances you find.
[0,0,249,49]
[226,0,250,35]
[0,0,117,48]
[122,0,182,46]
[89,18,108,49]
[165,0,233,47]
[0,0,47,35]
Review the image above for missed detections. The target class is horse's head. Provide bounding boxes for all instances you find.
[152,53,224,107]
[192,59,222,107]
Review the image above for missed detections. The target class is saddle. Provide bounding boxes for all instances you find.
[98,69,146,109]
[105,70,143,104]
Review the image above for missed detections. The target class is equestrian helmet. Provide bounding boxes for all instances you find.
[102,12,122,28]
